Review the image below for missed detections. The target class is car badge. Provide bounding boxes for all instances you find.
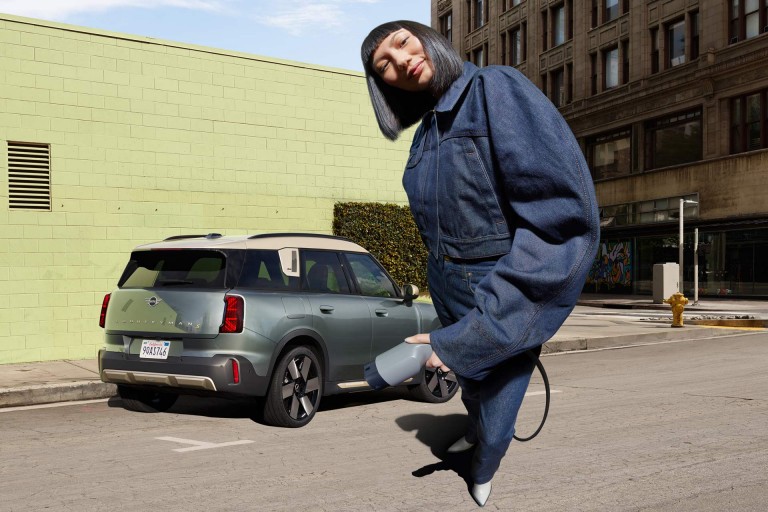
[145,296,162,307]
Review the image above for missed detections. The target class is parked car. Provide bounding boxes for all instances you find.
[98,233,457,427]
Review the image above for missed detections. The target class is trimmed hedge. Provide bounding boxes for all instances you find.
[333,202,428,291]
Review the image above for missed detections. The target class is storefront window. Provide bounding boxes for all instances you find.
[594,228,768,297]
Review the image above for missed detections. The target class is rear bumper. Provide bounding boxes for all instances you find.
[98,350,269,397]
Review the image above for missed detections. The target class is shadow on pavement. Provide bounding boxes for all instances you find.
[396,413,473,486]
[107,394,255,418]
[107,388,410,424]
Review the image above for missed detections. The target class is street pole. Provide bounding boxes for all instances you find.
[679,199,684,293]
[679,198,699,296]
[694,228,699,305]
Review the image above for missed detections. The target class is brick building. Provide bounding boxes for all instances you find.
[432,0,768,297]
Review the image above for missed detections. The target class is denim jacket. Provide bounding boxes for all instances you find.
[403,62,600,380]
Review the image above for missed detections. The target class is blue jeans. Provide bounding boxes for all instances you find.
[428,255,540,484]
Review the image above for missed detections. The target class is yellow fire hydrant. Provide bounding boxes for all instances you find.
[663,292,689,328]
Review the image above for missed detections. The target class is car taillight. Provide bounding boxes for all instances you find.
[99,293,111,328]
[220,295,244,333]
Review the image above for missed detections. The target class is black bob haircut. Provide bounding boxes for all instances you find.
[361,20,463,140]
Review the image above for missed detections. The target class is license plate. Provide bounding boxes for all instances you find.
[140,340,171,359]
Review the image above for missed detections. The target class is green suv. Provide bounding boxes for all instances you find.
[98,233,457,427]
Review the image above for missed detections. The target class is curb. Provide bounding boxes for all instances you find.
[542,325,751,354]
[0,381,116,409]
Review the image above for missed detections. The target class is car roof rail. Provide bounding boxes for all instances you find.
[163,233,222,241]
[247,233,352,242]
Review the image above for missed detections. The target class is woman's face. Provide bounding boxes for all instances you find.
[371,29,434,92]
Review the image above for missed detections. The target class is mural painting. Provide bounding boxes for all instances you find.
[585,240,632,292]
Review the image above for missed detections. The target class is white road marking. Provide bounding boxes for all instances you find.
[0,398,109,413]
[525,389,561,397]
[156,436,254,452]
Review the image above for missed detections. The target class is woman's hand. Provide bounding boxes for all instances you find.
[405,334,451,373]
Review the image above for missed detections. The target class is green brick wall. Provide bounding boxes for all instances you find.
[0,14,412,364]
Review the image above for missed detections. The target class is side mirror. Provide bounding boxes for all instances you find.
[402,284,420,301]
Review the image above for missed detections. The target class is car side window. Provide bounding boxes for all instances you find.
[239,250,298,290]
[345,253,397,298]
[302,251,351,294]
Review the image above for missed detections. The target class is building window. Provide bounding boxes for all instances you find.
[471,44,486,67]
[600,194,698,229]
[503,24,526,66]
[621,40,630,84]
[587,128,631,180]
[690,11,700,60]
[544,2,571,50]
[468,0,488,31]
[638,195,699,225]
[590,53,598,95]
[440,12,453,43]
[731,90,768,153]
[645,109,702,170]
[553,5,566,47]
[476,0,484,29]
[591,0,599,28]
[605,0,619,22]
[650,27,660,74]
[501,28,523,67]
[551,68,565,107]
[604,46,619,89]
[667,19,686,67]
[501,32,507,65]
[730,0,768,43]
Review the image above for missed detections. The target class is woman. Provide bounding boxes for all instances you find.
[361,21,599,507]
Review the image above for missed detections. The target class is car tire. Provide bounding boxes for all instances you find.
[117,385,178,413]
[408,367,459,403]
[263,346,323,428]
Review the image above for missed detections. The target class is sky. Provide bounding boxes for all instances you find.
[0,0,431,71]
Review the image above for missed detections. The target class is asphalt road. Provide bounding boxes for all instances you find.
[1,331,766,512]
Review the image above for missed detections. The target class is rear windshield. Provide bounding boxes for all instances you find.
[119,250,227,289]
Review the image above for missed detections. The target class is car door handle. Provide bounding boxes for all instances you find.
[319,305,334,313]
[375,309,388,317]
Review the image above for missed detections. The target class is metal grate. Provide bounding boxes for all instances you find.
[8,141,51,210]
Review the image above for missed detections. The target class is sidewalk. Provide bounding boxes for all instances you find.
[1,294,765,409]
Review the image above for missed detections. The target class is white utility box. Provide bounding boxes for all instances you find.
[652,263,679,303]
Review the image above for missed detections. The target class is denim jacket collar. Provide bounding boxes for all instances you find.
[434,62,479,113]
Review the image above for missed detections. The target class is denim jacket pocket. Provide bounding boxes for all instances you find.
[437,136,509,242]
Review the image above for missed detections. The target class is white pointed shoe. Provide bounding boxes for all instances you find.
[447,436,475,453]
[471,481,492,507]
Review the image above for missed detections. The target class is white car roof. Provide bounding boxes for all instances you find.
[134,233,368,253]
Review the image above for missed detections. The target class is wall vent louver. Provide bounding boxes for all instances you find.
[7,142,51,211]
